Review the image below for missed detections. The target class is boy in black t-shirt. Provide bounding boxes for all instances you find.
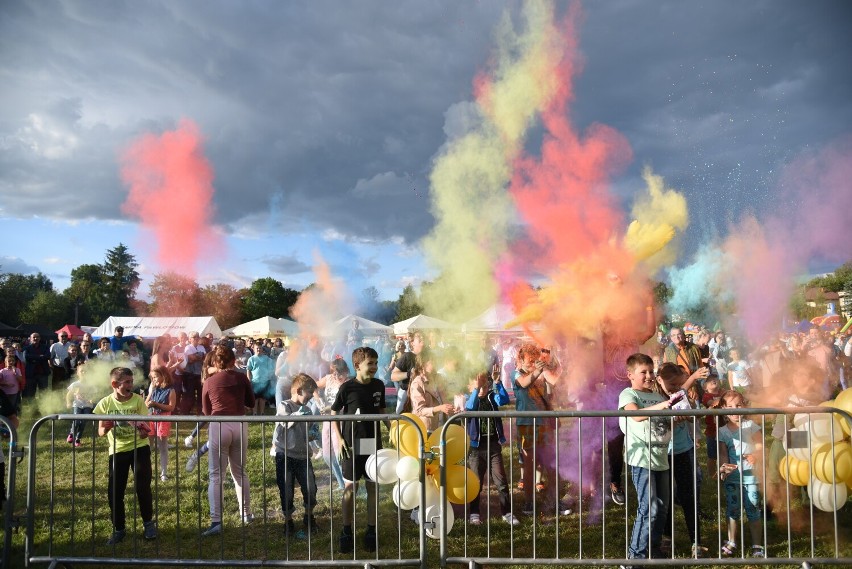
[331,346,388,553]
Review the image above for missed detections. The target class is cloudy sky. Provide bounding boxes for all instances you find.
[2,0,850,303]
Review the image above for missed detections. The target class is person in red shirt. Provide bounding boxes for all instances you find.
[199,345,255,536]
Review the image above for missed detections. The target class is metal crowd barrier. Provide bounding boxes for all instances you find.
[440,407,852,568]
[24,414,427,568]
[11,408,852,568]
[0,416,19,568]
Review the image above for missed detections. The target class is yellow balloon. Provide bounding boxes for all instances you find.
[444,464,480,505]
[811,441,852,484]
[391,413,427,458]
[427,423,470,466]
[832,388,852,436]
[779,455,810,487]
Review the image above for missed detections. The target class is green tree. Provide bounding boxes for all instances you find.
[200,283,244,329]
[653,281,673,308]
[101,243,140,315]
[148,272,201,316]
[0,271,54,325]
[67,263,108,325]
[395,284,423,322]
[19,290,72,329]
[807,261,852,292]
[241,277,299,321]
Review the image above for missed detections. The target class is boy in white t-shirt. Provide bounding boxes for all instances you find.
[618,353,675,562]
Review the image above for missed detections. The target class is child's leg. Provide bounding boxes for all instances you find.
[607,428,626,489]
[744,484,763,547]
[157,437,169,476]
[466,446,484,516]
[672,449,700,545]
[341,480,357,526]
[649,468,671,552]
[275,452,295,519]
[130,445,154,523]
[489,443,512,516]
[71,406,83,439]
[365,480,378,523]
[227,422,251,518]
[724,482,740,544]
[108,450,133,531]
[628,465,651,558]
[293,457,318,527]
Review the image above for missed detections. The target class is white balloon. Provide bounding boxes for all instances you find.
[808,478,848,512]
[418,502,455,539]
[808,413,845,445]
[423,478,440,510]
[373,448,399,485]
[396,456,420,481]
[365,453,378,482]
[392,479,422,510]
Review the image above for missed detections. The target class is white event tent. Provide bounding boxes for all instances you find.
[223,316,299,338]
[92,316,223,339]
[392,314,457,335]
[333,315,391,336]
[462,304,527,334]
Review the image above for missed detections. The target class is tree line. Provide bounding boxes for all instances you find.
[0,244,410,331]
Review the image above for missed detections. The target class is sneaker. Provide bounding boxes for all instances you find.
[242,513,254,525]
[468,514,481,525]
[294,528,307,540]
[363,526,377,552]
[160,474,168,482]
[339,530,354,553]
[186,452,199,473]
[535,482,546,492]
[517,480,525,490]
[74,439,82,448]
[284,519,296,535]
[201,522,222,537]
[66,434,74,444]
[106,529,126,545]
[558,502,573,516]
[610,482,625,506]
[143,521,158,540]
[750,545,765,558]
[692,543,709,558]
[502,512,520,526]
[521,503,534,516]
[184,435,195,448]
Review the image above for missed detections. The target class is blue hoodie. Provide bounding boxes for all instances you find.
[465,382,510,447]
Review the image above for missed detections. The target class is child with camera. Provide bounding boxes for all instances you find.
[465,369,519,526]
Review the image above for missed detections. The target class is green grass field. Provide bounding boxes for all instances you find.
[5,408,852,569]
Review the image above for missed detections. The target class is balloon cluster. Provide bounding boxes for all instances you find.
[778,388,852,512]
[364,413,480,538]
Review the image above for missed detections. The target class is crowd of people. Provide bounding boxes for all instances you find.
[1,318,850,560]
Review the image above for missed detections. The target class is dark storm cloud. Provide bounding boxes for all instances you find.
[262,254,311,276]
[2,0,850,255]
[571,0,852,245]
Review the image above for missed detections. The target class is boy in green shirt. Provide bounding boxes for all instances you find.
[617,353,674,563]
[94,366,157,545]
